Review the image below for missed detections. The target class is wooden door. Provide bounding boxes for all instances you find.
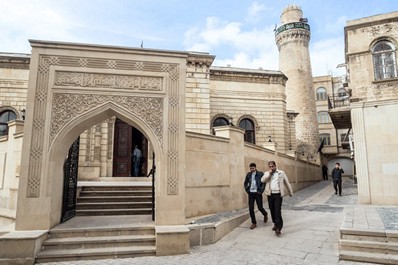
[113,119,132,177]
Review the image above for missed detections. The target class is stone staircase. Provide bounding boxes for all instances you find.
[339,228,398,264]
[76,185,153,216]
[35,225,156,263]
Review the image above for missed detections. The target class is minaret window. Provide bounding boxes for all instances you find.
[372,40,397,80]
[239,118,255,144]
[317,111,330,124]
[316,87,327,100]
[0,110,17,136]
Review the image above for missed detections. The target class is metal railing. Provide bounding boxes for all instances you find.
[328,93,350,109]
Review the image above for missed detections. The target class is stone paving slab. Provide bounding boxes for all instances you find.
[37,178,395,265]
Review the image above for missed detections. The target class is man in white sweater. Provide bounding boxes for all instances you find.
[261,161,293,236]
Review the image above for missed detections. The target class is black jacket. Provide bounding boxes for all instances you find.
[244,171,265,194]
[331,168,344,180]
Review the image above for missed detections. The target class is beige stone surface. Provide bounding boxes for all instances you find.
[155,225,190,256]
[346,11,398,205]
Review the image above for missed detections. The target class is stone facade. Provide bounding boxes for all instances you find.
[346,11,398,204]
[313,75,353,173]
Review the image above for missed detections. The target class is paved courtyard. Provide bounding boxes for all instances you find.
[39,178,393,265]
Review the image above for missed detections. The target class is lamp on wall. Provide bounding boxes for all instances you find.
[21,109,26,120]
[268,135,272,142]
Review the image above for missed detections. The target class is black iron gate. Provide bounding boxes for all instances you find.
[61,137,80,223]
[146,152,156,221]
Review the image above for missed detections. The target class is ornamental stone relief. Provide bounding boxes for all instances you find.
[361,23,397,37]
[54,71,162,91]
[27,53,180,198]
[50,93,164,146]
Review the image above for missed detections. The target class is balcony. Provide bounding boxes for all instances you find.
[328,93,351,129]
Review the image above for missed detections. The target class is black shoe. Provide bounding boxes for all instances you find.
[264,214,268,223]
[335,192,337,195]
[272,226,276,231]
[339,194,342,196]
[275,228,281,236]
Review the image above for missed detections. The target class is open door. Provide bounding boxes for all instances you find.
[113,118,148,177]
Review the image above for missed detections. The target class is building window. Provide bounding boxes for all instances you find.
[212,117,229,135]
[317,111,330,124]
[320,133,331,146]
[316,87,327,100]
[372,40,397,80]
[0,110,17,136]
[338,88,347,98]
[239,118,255,144]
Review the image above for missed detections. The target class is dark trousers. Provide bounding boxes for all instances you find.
[248,192,267,224]
[323,172,328,180]
[268,193,283,230]
[333,179,342,194]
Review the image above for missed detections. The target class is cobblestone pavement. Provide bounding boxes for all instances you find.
[39,178,381,265]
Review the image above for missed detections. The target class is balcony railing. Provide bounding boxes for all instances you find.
[328,93,350,109]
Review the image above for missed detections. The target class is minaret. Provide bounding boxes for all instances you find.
[275,4,319,155]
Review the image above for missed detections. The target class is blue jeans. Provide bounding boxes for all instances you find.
[133,158,141,176]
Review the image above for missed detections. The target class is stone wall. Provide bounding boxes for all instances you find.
[0,120,24,225]
[185,126,320,218]
[346,11,398,205]
[209,67,289,151]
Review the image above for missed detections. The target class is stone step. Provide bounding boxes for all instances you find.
[82,186,152,191]
[77,195,152,203]
[76,202,152,210]
[48,225,155,238]
[339,239,390,254]
[42,234,155,250]
[339,250,398,264]
[340,228,387,242]
[35,245,156,263]
[76,208,152,216]
[79,190,152,197]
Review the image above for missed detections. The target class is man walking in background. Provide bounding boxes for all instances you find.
[332,162,344,196]
[244,162,268,229]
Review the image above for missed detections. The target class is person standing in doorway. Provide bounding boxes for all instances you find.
[322,165,328,180]
[132,145,142,177]
[332,162,344,196]
[261,161,293,236]
[243,162,268,229]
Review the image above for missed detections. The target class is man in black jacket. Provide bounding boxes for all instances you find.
[332,162,344,196]
[244,162,268,229]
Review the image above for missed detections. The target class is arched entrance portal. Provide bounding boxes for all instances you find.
[16,40,187,231]
[113,118,148,177]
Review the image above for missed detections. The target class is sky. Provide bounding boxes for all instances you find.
[1,0,398,77]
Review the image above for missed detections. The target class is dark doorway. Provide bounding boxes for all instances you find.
[113,118,148,177]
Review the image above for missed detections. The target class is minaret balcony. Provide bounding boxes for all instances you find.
[275,22,310,36]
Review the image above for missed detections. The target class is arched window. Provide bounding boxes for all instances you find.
[317,111,330,124]
[316,87,327,100]
[372,40,397,80]
[0,110,17,136]
[239,118,255,144]
[320,133,331,145]
[212,117,229,135]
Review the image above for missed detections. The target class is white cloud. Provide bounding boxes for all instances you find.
[0,0,82,52]
[184,16,279,70]
[246,1,268,23]
[310,37,346,77]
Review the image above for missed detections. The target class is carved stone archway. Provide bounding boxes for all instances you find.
[16,40,187,230]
